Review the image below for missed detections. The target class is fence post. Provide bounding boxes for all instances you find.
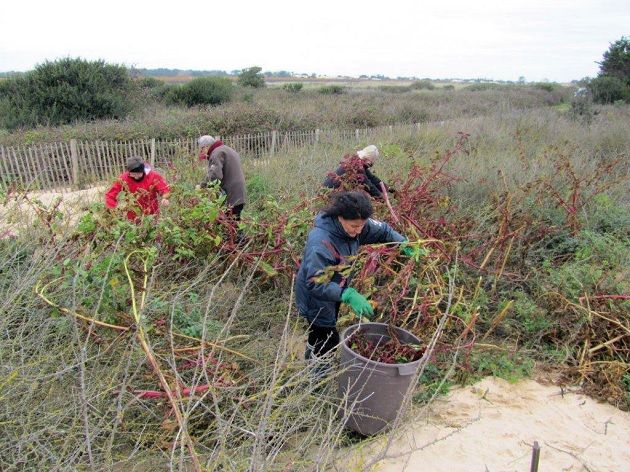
[355,129,360,140]
[150,138,156,166]
[271,130,277,158]
[315,129,321,143]
[530,441,541,472]
[70,139,79,188]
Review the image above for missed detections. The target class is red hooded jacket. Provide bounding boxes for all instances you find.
[105,164,171,222]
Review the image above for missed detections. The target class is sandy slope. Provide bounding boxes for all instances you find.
[342,376,630,472]
[0,186,105,235]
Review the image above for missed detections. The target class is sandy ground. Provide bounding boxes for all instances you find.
[342,376,630,472]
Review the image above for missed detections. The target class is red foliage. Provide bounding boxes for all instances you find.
[347,330,426,364]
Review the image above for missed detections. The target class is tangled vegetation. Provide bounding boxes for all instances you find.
[1,93,629,470]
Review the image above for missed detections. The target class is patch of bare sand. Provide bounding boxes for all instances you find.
[1,186,106,235]
[340,377,630,472]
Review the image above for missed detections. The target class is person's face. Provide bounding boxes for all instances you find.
[338,216,367,238]
[362,157,375,168]
[129,171,144,181]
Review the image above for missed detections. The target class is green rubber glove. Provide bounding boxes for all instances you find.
[400,241,426,262]
[341,287,373,320]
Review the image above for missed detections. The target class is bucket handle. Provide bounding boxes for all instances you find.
[397,363,418,376]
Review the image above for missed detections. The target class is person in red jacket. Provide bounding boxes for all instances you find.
[105,155,171,222]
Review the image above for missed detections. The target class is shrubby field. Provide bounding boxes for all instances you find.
[1,84,629,471]
[0,77,573,146]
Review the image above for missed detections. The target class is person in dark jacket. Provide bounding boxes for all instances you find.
[197,135,247,220]
[295,191,407,365]
[322,145,389,199]
[105,155,170,222]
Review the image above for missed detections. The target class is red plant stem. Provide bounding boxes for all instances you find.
[380,182,399,224]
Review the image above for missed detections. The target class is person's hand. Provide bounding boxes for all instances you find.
[341,287,373,320]
[195,184,201,190]
[161,197,170,206]
[400,241,426,262]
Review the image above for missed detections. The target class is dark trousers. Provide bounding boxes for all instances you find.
[306,325,340,359]
[230,204,244,221]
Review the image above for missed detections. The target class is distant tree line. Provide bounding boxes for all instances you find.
[134,68,231,77]
[132,68,312,79]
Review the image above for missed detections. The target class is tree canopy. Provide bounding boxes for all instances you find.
[597,36,630,85]
[585,37,630,104]
[238,66,266,88]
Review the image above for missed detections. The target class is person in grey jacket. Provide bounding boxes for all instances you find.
[295,191,408,363]
[197,135,247,219]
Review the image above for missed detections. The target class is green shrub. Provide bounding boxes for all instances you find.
[136,76,162,89]
[506,290,552,341]
[468,350,534,383]
[462,82,500,92]
[165,76,233,107]
[246,172,274,204]
[318,85,345,95]
[282,82,303,93]
[535,83,556,92]
[569,92,594,123]
[410,80,436,90]
[547,230,630,300]
[0,57,133,130]
[378,85,410,93]
[588,76,630,104]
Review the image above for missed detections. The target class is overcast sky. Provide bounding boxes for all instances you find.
[1,0,628,83]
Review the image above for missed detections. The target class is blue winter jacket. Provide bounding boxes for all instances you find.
[295,212,406,328]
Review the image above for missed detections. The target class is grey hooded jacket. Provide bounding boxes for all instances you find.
[201,144,247,207]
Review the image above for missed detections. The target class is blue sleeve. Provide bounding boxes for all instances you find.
[360,219,406,246]
[363,169,384,197]
[302,233,344,302]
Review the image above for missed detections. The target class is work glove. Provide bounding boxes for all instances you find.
[400,240,426,262]
[341,287,373,320]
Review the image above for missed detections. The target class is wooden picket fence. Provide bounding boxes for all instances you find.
[0,124,424,192]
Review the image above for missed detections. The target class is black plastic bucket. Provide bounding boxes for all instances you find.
[337,322,425,436]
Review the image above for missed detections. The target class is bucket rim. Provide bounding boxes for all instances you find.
[340,322,425,367]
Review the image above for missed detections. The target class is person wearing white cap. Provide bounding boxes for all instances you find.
[322,145,390,199]
[197,134,247,220]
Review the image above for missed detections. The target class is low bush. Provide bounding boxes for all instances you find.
[318,84,345,94]
[165,76,233,107]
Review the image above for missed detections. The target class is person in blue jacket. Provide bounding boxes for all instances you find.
[295,191,410,365]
